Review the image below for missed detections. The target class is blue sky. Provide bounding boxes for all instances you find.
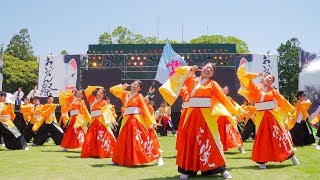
[1,0,319,56]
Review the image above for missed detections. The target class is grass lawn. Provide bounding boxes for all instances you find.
[0,136,319,180]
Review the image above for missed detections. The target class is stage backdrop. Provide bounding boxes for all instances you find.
[235,54,279,90]
[299,49,320,111]
[38,55,81,97]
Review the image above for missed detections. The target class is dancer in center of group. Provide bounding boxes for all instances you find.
[110,80,163,166]
[220,86,245,153]
[32,95,64,145]
[81,86,116,158]
[61,89,91,151]
[239,99,256,142]
[156,101,175,136]
[159,63,237,179]
[237,58,299,169]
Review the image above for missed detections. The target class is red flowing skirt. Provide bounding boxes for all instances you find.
[149,128,161,151]
[176,108,187,151]
[80,118,116,158]
[218,116,243,151]
[60,116,84,149]
[252,111,294,163]
[176,108,225,172]
[112,115,160,166]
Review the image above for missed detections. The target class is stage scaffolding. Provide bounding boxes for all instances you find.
[82,44,237,80]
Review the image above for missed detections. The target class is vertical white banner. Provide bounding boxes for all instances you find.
[37,55,79,97]
[247,54,279,90]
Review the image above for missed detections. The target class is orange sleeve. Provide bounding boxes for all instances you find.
[212,81,237,115]
[228,97,237,107]
[84,86,102,103]
[42,104,57,117]
[274,91,294,113]
[79,100,91,122]
[138,94,153,127]
[304,101,312,110]
[237,63,260,103]
[148,104,155,116]
[7,104,16,121]
[109,84,125,99]
[20,105,26,114]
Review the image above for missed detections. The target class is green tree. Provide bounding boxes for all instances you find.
[111,26,134,44]
[145,36,157,44]
[134,34,148,44]
[98,26,179,44]
[60,50,68,55]
[226,36,249,54]
[190,35,249,53]
[2,54,38,93]
[277,38,300,102]
[158,39,179,44]
[5,28,35,60]
[98,32,112,44]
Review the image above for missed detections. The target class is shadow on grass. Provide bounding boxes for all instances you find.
[224,151,242,155]
[41,150,80,153]
[139,175,180,180]
[65,155,81,159]
[230,164,293,170]
[28,144,58,147]
[90,164,158,168]
[140,174,225,179]
[163,155,176,159]
[0,148,28,151]
[227,156,251,160]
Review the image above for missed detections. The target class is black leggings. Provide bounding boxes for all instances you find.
[34,124,64,145]
[22,123,36,142]
[0,123,27,150]
[241,119,255,142]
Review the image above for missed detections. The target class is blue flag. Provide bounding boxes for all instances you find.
[155,40,187,84]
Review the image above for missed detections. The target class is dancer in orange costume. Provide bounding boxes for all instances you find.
[58,89,76,131]
[81,86,116,158]
[239,99,256,141]
[110,81,162,166]
[61,89,91,151]
[20,97,34,127]
[219,86,245,153]
[22,96,43,143]
[290,91,315,146]
[32,95,64,145]
[145,95,163,161]
[0,91,28,150]
[159,63,237,179]
[237,58,299,169]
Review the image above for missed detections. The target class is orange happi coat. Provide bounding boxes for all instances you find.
[20,104,34,123]
[237,62,295,163]
[110,84,161,166]
[61,98,90,149]
[176,75,238,172]
[80,86,116,158]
